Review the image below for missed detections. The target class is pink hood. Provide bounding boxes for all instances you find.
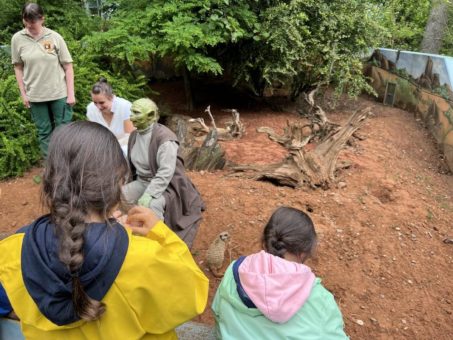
[238,250,315,323]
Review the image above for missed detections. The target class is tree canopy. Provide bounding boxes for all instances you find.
[84,0,386,98]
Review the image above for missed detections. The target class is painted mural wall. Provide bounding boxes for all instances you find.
[367,49,453,172]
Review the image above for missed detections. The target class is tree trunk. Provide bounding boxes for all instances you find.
[166,114,226,171]
[182,67,194,111]
[420,0,448,54]
[184,129,226,170]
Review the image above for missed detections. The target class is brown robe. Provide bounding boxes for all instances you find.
[127,124,205,247]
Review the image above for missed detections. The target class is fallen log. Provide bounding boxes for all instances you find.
[233,106,373,189]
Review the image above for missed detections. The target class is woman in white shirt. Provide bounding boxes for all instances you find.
[86,78,135,153]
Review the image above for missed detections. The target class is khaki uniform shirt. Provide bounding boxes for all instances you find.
[11,28,73,102]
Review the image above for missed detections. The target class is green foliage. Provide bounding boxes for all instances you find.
[0,0,97,44]
[0,0,24,44]
[440,3,453,56]
[0,47,41,178]
[369,0,431,50]
[84,0,256,76]
[86,0,385,98]
[43,0,100,40]
[333,58,376,99]
[225,0,384,97]
[0,103,41,179]
[33,175,42,184]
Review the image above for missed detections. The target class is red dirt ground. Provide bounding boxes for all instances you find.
[1,82,452,339]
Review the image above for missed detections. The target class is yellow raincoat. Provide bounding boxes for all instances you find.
[0,221,208,339]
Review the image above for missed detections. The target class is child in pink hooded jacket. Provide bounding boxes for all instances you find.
[212,207,349,339]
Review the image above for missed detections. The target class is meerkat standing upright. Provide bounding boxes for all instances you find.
[206,231,230,277]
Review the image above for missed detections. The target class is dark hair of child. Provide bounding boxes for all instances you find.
[262,206,317,262]
[42,121,129,321]
[22,3,44,22]
[91,77,114,98]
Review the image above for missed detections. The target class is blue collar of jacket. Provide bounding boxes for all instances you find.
[233,256,256,309]
[19,215,128,326]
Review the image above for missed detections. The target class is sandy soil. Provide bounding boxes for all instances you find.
[1,82,452,339]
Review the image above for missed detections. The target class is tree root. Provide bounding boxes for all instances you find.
[232,106,373,189]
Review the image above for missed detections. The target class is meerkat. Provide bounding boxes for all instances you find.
[206,231,230,278]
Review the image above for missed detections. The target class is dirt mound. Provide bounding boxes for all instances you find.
[1,90,452,339]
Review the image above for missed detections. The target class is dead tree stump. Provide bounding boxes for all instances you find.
[204,106,245,141]
[164,106,245,171]
[166,114,227,171]
[233,107,373,189]
[183,129,226,170]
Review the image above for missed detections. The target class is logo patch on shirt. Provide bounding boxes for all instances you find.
[41,40,55,54]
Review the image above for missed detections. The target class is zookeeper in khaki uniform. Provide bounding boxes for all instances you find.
[11,3,75,157]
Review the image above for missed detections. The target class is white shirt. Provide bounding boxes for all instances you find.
[86,96,132,139]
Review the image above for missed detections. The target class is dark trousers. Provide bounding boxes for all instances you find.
[30,97,73,157]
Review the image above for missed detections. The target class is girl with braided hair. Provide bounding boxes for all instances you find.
[0,121,208,339]
[212,206,348,339]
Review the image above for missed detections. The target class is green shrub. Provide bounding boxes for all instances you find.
[0,94,41,179]
[0,48,41,179]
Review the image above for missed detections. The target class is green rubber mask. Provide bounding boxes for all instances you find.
[130,98,159,130]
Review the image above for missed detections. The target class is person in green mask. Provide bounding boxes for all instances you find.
[123,98,205,247]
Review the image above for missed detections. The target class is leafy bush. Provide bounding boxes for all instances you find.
[0,103,41,179]
[0,0,24,44]
[225,1,384,98]
[368,0,431,51]
[440,4,453,56]
[87,0,385,99]
[0,48,41,178]
[83,0,256,76]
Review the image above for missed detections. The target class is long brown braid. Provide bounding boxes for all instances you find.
[42,121,129,321]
